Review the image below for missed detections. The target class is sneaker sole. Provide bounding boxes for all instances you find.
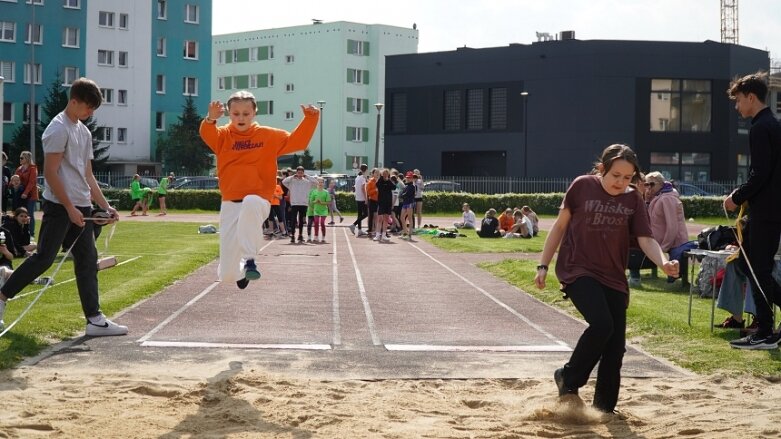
[730,342,778,350]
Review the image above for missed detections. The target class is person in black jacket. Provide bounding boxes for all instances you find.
[477,209,501,238]
[2,207,36,258]
[724,72,781,350]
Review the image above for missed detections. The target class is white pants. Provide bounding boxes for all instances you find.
[218,195,270,283]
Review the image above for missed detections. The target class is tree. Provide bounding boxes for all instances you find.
[155,96,212,175]
[314,158,333,172]
[300,149,315,170]
[9,76,108,170]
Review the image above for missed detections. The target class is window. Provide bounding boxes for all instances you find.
[284,111,294,120]
[184,4,199,23]
[62,0,79,8]
[0,22,15,42]
[62,26,79,47]
[257,100,273,115]
[217,50,225,64]
[466,89,484,130]
[25,23,43,44]
[218,77,226,90]
[650,79,711,132]
[156,37,166,56]
[26,0,43,4]
[254,73,273,88]
[118,13,128,29]
[347,69,369,85]
[347,40,370,56]
[99,127,112,142]
[155,112,165,130]
[23,63,42,84]
[182,77,197,96]
[285,55,294,64]
[156,74,165,93]
[444,90,461,131]
[390,92,407,133]
[183,40,197,59]
[3,102,13,123]
[650,152,711,181]
[157,0,167,19]
[776,92,781,113]
[118,51,128,67]
[0,61,15,82]
[23,103,41,124]
[117,127,127,143]
[97,49,114,66]
[347,126,368,142]
[101,88,113,104]
[285,83,294,92]
[347,97,368,113]
[98,11,114,27]
[117,89,127,105]
[489,88,507,129]
[63,66,78,85]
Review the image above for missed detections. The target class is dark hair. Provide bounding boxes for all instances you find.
[359,164,368,172]
[70,77,103,109]
[728,71,768,103]
[13,207,29,218]
[593,144,642,184]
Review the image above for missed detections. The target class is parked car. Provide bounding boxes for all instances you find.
[423,180,462,192]
[675,182,715,196]
[106,176,160,190]
[171,176,219,190]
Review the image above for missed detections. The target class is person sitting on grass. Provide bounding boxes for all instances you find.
[521,205,540,236]
[477,209,501,238]
[504,208,534,239]
[498,208,514,236]
[454,203,476,229]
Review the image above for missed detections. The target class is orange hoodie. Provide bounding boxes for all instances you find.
[199,113,318,201]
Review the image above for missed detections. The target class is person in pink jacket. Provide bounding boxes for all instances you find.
[644,171,696,287]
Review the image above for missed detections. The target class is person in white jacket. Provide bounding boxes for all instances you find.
[282,166,318,243]
[454,203,476,229]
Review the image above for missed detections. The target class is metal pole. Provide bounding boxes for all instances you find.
[29,2,36,164]
[521,92,529,178]
[317,100,325,174]
[374,103,383,168]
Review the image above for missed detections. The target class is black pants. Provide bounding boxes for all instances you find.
[1,201,101,319]
[352,201,367,229]
[561,276,627,412]
[741,219,781,336]
[289,205,308,237]
[367,200,378,233]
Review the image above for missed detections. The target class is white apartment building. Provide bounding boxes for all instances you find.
[212,21,418,174]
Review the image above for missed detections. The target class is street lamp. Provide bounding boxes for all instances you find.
[317,100,325,174]
[374,103,384,168]
[521,92,529,178]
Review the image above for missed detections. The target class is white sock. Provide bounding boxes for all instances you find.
[88,314,106,325]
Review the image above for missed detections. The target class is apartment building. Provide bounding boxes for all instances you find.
[0,0,211,175]
[212,21,418,175]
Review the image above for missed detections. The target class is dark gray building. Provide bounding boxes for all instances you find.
[384,39,769,182]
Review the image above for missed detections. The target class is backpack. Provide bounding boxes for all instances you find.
[697,225,737,251]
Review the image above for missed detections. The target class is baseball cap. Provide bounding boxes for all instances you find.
[405,171,414,179]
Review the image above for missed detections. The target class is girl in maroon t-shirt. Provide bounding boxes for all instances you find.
[534,144,679,413]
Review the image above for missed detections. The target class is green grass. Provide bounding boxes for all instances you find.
[0,221,218,369]
[418,230,547,253]
[480,258,781,376]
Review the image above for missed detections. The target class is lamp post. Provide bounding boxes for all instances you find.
[317,100,325,174]
[521,92,529,178]
[373,103,384,168]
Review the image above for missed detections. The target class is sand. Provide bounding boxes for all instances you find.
[1,361,780,438]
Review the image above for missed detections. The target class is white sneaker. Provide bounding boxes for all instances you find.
[349,224,356,235]
[373,234,381,241]
[357,230,368,236]
[382,235,391,242]
[0,299,6,332]
[319,236,325,243]
[85,314,128,337]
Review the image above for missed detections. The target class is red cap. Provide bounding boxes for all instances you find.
[405,171,414,179]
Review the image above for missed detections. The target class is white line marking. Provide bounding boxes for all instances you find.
[332,231,341,346]
[407,242,570,348]
[141,341,331,350]
[343,227,381,345]
[136,281,219,343]
[385,344,572,352]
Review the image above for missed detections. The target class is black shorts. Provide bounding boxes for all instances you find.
[414,197,423,203]
[157,193,166,199]
[377,202,393,215]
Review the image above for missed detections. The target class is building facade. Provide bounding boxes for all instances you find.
[0,0,212,175]
[384,39,769,182]
[211,21,418,175]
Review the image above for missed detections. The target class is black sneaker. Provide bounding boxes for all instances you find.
[236,278,249,289]
[729,333,778,350]
[290,235,295,243]
[554,368,577,396]
[715,316,745,329]
[243,259,261,281]
[298,236,305,243]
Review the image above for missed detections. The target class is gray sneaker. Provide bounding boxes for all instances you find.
[0,299,5,332]
[349,224,356,235]
[85,315,128,337]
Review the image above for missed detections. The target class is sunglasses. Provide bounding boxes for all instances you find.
[643,182,656,187]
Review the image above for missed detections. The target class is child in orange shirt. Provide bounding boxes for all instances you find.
[200,90,319,289]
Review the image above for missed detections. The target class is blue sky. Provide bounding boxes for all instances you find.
[213,0,780,63]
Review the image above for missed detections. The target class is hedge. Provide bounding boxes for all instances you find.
[103,189,729,218]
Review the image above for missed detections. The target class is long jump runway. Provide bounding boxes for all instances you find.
[29,226,686,380]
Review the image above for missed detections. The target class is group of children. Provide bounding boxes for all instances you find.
[129,173,173,216]
[345,167,419,241]
[472,205,539,239]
